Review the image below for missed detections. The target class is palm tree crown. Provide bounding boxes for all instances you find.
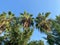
[20,11,34,28]
[35,12,51,33]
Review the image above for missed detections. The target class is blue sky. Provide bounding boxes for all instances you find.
[0,0,60,44]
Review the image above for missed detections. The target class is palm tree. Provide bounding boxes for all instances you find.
[46,15,60,45]
[0,12,7,34]
[20,11,34,28]
[35,12,51,33]
[28,40,44,45]
[0,11,14,34]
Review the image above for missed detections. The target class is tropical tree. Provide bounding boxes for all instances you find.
[0,11,34,45]
[35,12,51,33]
[46,15,60,45]
[20,11,34,28]
[28,40,44,45]
[0,11,14,34]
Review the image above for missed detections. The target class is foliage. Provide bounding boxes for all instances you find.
[35,12,51,33]
[0,11,60,45]
[28,40,44,45]
[46,15,60,45]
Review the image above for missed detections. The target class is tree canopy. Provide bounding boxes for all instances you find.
[0,11,60,45]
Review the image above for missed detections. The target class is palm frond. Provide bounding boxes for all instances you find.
[45,12,50,18]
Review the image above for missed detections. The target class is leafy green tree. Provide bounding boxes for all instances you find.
[28,40,44,45]
[20,11,34,28]
[46,15,60,45]
[35,12,51,33]
[0,11,35,45]
[0,11,57,45]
